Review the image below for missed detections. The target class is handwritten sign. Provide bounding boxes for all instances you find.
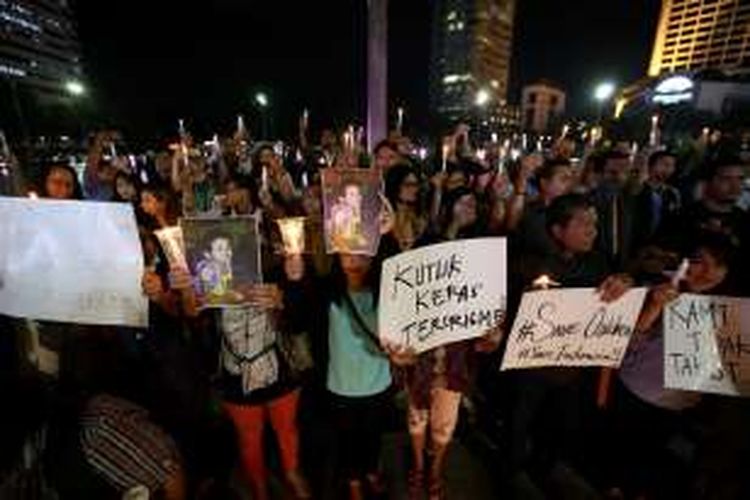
[0,198,147,327]
[379,238,506,353]
[664,294,750,396]
[502,288,647,370]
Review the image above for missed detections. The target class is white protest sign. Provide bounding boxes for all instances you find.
[0,198,148,327]
[664,293,750,397]
[502,287,647,370]
[379,238,506,354]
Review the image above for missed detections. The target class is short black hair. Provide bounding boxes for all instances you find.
[647,150,676,170]
[373,139,399,156]
[700,155,744,181]
[686,231,738,270]
[545,193,593,232]
[536,158,571,182]
[594,150,629,173]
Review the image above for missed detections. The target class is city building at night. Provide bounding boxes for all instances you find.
[0,0,83,101]
[649,0,750,77]
[521,80,566,133]
[429,0,516,123]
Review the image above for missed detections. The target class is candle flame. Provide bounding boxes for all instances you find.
[533,274,560,290]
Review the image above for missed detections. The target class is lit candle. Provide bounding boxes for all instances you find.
[27,190,38,199]
[237,115,245,134]
[109,142,117,160]
[671,258,690,287]
[302,108,309,129]
[701,127,710,142]
[649,114,660,147]
[491,132,498,144]
[301,171,309,188]
[396,107,404,133]
[521,133,528,152]
[560,124,570,140]
[536,137,543,153]
[532,274,560,290]
[476,148,486,162]
[442,143,449,172]
[178,119,186,138]
[261,165,269,191]
[630,141,639,162]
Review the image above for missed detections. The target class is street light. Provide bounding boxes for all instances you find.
[65,80,86,97]
[593,82,615,102]
[474,88,491,107]
[255,92,269,108]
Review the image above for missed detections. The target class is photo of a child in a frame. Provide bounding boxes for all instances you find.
[322,168,381,255]
[182,216,261,308]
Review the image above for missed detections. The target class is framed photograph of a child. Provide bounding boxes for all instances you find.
[181,216,262,308]
[321,168,382,256]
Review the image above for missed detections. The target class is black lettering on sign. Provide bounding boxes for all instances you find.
[668,298,729,331]
[582,307,633,339]
[412,281,484,314]
[392,253,464,299]
[399,307,504,345]
[668,352,701,378]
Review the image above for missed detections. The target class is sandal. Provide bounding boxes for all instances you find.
[428,475,445,500]
[408,468,424,500]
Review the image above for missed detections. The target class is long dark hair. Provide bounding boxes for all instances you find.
[439,186,480,239]
[329,253,383,306]
[41,163,84,200]
[384,163,422,209]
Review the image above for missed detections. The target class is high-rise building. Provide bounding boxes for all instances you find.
[649,0,750,77]
[0,0,83,100]
[430,0,516,122]
[521,80,565,133]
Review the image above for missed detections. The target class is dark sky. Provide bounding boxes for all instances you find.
[74,0,661,142]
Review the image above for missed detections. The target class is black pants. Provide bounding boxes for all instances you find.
[328,390,389,481]
[507,370,586,475]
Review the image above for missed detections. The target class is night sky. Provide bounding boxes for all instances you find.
[73,0,661,142]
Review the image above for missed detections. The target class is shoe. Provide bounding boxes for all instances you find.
[408,469,424,500]
[285,469,312,499]
[427,475,445,500]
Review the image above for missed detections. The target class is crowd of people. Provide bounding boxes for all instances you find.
[1,117,750,500]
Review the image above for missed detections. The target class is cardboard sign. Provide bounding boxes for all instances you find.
[181,216,262,308]
[321,168,382,255]
[379,238,507,353]
[502,287,648,370]
[0,198,147,327]
[664,293,750,396]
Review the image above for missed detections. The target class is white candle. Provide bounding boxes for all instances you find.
[442,143,449,172]
[178,119,186,138]
[649,114,660,147]
[536,138,543,153]
[302,108,309,128]
[237,115,245,133]
[521,133,528,151]
[491,132,498,144]
[396,107,404,133]
[560,124,570,140]
[301,171,309,188]
[261,165,269,191]
[671,258,690,287]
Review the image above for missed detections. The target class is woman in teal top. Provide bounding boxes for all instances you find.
[286,252,392,500]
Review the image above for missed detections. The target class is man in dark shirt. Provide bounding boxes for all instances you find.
[660,157,748,256]
[506,194,632,497]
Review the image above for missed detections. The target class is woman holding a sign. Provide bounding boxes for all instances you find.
[286,250,392,500]
[386,187,503,500]
[611,233,740,499]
